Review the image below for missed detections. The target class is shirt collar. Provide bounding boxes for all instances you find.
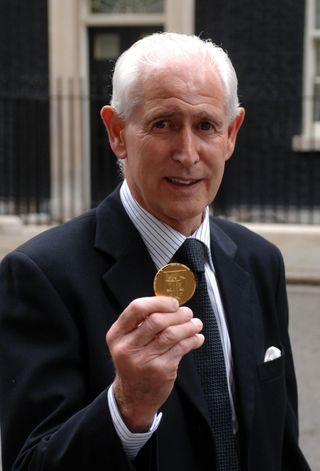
[120,180,213,271]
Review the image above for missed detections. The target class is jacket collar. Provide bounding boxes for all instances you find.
[94,186,157,311]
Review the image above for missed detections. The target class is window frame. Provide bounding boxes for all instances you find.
[293,0,320,151]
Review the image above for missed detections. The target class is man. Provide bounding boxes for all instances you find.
[0,32,310,470]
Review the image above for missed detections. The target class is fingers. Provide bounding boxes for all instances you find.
[145,316,203,351]
[106,296,203,360]
[163,330,205,362]
[111,296,180,335]
[133,305,195,347]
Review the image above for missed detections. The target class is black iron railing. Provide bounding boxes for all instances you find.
[0,87,50,224]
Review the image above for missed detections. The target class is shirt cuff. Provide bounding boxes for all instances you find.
[107,384,162,460]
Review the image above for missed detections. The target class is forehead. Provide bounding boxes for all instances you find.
[132,59,226,117]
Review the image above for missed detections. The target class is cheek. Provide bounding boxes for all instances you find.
[206,160,225,191]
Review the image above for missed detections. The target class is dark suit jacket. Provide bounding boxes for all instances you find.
[0,186,310,470]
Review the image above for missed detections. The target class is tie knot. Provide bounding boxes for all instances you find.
[173,238,206,273]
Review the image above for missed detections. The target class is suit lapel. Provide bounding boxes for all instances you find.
[102,239,156,312]
[94,187,156,312]
[176,352,211,422]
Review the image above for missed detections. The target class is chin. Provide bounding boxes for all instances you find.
[167,207,204,228]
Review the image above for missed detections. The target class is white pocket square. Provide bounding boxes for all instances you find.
[264,346,282,363]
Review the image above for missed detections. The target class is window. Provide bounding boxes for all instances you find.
[90,0,164,14]
[84,0,194,32]
[293,0,320,150]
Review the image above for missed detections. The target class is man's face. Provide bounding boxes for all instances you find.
[103,60,244,235]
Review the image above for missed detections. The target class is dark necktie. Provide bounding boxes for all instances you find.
[173,238,239,471]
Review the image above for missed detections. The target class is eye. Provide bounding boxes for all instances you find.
[199,121,214,131]
[153,119,169,129]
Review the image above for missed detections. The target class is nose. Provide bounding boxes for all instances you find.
[172,127,199,167]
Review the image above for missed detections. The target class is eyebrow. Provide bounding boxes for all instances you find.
[142,110,178,128]
[145,109,223,126]
[147,110,178,120]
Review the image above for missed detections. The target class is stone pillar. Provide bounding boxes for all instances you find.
[48,0,90,221]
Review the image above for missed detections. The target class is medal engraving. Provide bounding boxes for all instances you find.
[153,263,196,305]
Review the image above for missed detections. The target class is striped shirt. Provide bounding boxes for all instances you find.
[108,179,237,460]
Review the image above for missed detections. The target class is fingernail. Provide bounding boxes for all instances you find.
[181,306,192,316]
[170,297,179,309]
[191,318,203,329]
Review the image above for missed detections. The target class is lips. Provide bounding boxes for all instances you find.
[166,177,199,185]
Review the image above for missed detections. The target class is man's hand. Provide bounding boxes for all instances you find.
[106,296,204,432]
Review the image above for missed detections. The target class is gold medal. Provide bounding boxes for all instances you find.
[153,263,196,305]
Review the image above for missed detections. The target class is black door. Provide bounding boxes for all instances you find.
[89,25,163,207]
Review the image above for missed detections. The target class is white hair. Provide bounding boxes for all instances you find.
[110,32,241,123]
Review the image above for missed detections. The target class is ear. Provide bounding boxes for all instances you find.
[225,107,245,161]
[100,105,127,160]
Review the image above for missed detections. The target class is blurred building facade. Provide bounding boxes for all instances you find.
[0,0,320,225]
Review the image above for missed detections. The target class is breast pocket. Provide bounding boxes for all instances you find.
[257,352,285,383]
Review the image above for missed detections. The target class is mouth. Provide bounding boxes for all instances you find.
[165,177,200,186]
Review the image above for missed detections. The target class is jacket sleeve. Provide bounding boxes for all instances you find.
[0,250,154,471]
